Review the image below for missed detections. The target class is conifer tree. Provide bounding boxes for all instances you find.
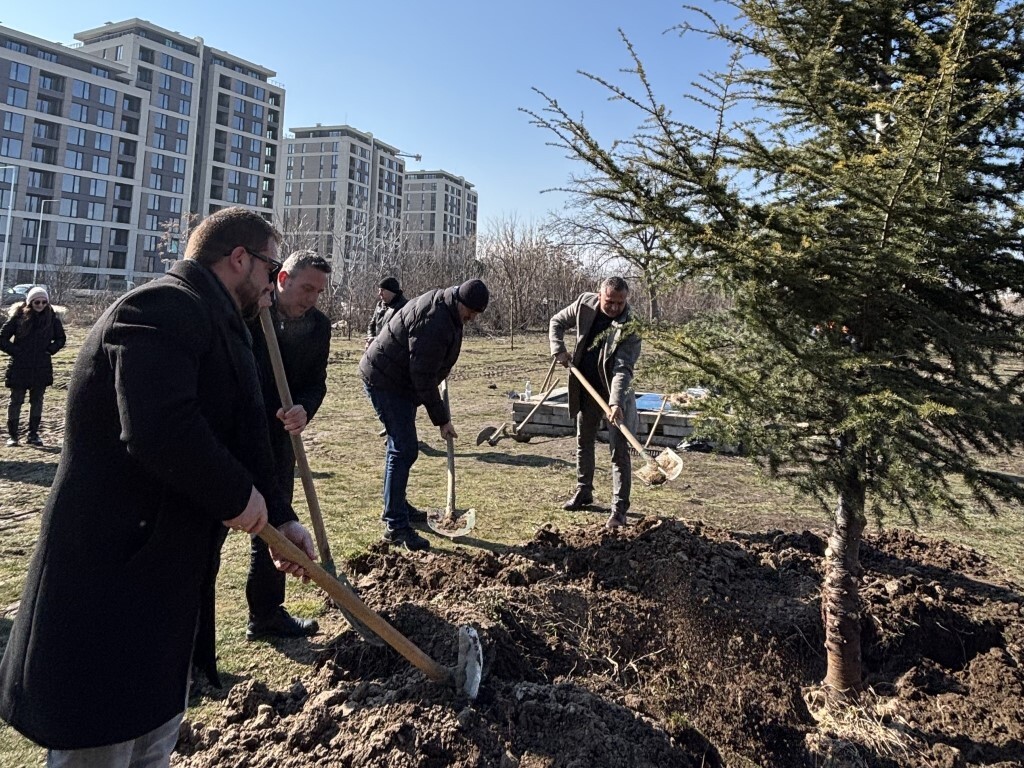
[528,0,1024,696]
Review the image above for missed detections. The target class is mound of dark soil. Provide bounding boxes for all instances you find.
[174,520,1024,767]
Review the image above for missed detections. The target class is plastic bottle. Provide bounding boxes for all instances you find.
[524,381,532,401]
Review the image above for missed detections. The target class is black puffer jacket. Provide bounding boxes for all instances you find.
[359,286,464,426]
[0,304,66,389]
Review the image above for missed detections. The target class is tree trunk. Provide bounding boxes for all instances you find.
[647,284,660,322]
[821,461,867,698]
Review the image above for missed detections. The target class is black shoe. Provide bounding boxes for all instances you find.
[378,427,388,438]
[5,438,18,447]
[246,607,319,641]
[406,503,427,523]
[383,525,431,551]
[26,434,42,447]
[562,488,594,511]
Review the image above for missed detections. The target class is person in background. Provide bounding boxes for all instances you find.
[246,250,331,641]
[365,276,409,437]
[359,279,489,551]
[365,276,407,348]
[549,276,641,530]
[0,207,315,766]
[0,286,66,447]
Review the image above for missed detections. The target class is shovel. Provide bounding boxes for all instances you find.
[259,308,382,646]
[476,358,559,447]
[566,362,684,486]
[428,380,476,538]
[259,523,483,699]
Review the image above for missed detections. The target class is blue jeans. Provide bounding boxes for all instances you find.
[365,384,418,530]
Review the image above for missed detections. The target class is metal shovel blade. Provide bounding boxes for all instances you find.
[427,507,477,538]
[456,626,483,699]
[656,447,684,481]
[475,424,501,446]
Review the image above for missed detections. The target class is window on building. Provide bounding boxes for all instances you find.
[178,100,190,115]
[0,137,21,158]
[5,87,28,108]
[95,110,114,129]
[9,61,30,83]
[91,156,109,174]
[97,87,116,106]
[70,103,88,123]
[2,112,25,132]
[64,149,84,169]
[94,133,112,152]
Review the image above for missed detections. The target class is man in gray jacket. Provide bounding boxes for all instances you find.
[549,276,641,529]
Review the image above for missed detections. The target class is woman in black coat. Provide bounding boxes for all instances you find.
[0,286,66,447]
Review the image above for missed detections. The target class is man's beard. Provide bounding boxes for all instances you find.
[238,261,264,320]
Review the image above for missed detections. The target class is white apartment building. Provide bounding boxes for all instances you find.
[402,169,477,253]
[280,124,406,276]
[0,18,286,292]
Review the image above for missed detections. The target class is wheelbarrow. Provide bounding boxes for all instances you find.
[567,362,684,486]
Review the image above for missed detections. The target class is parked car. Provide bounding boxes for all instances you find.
[1,283,48,306]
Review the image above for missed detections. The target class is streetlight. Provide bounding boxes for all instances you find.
[0,163,19,296]
[33,199,58,286]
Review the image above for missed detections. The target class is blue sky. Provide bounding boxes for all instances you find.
[3,2,726,228]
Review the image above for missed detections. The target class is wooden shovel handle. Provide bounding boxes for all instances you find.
[258,308,334,571]
[258,523,450,684]
[515,376,561,434]
[566,363,657,464]
[441,379,456,516]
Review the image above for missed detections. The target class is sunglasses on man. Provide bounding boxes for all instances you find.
[243,247,282,282]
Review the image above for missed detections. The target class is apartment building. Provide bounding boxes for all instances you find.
[280,124,405,275]
[1,24,150,290]
[402,169,477,254]
[0,18,286,292]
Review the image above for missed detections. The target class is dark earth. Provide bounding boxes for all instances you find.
[174,518,1024,768]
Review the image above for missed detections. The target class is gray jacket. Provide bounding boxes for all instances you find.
[549,292,642,418]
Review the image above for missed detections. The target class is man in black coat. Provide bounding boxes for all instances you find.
[246,250,331,640]
[0,207,315,763]
[365,276,408,347]
[359,279,489,551]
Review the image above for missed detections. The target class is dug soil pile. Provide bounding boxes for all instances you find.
[175,519,1024,767]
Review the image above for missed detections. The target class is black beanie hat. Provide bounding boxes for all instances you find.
[457,279,489,312]
[379,276,401,294]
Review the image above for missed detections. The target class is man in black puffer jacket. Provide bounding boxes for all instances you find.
[359,279,488,551]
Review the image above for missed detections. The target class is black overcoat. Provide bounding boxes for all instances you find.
[0,306,66,389]
[0,260,296,749]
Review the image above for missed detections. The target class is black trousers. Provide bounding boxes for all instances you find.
[7,386,46,438]
[245,436,295,620]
